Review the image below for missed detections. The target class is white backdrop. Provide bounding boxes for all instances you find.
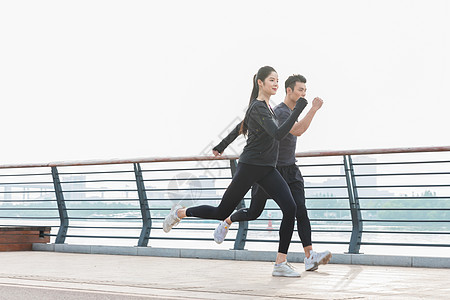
[1,0,449,164]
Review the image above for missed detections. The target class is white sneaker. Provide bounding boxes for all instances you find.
[304,250,332,271]
[214,221,230,244]
[272,261,301,277]
[163,205,182,233]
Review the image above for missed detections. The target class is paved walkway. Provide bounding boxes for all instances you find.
[1,251,449,299]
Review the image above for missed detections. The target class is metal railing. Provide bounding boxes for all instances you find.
[1,146,450,255]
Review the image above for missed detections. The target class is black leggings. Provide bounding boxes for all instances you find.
[231,180,312,248]
[186,162,296,254]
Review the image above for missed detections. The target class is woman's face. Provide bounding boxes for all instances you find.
[259,71,279,96]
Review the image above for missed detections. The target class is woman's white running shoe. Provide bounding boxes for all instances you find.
[213,221,230,244]
[163,205,182,233]
[304,250,332,271]
[272,261,301,277]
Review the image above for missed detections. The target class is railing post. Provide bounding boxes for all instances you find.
[344,155,363,254]
[230,159,248,250]
[134,163,151,247]
[51,166,68,244]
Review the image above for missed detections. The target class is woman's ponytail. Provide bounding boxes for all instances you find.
[249,73,259,104]
[239,66,277,136]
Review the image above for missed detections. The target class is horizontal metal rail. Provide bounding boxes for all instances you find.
[1,146,448,169]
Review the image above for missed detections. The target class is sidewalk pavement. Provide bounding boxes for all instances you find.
[1,251,449,299]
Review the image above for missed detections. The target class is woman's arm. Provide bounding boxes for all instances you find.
[212,122,242,156]
[253,98,308,140]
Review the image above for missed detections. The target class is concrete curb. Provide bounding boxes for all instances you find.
[32,243,450,268]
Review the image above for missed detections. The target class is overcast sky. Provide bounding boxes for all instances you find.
[1,0,449,165]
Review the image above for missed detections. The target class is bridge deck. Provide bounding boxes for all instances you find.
[0,251,449,299]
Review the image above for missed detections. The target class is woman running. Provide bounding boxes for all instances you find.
[163,66,308,277]
[212,74,332,272]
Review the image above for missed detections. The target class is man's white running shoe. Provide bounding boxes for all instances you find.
[163,205,182,233]
[304,250,332,271]
[272,261,301,277]
[214,221,230,244]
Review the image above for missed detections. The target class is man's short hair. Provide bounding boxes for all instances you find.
[285,74,307,93]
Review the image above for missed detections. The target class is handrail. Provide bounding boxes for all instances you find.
[1,146,449,169]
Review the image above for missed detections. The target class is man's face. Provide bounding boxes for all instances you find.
[290,81,307,100]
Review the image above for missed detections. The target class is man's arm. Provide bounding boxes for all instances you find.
[290,97,323,137]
